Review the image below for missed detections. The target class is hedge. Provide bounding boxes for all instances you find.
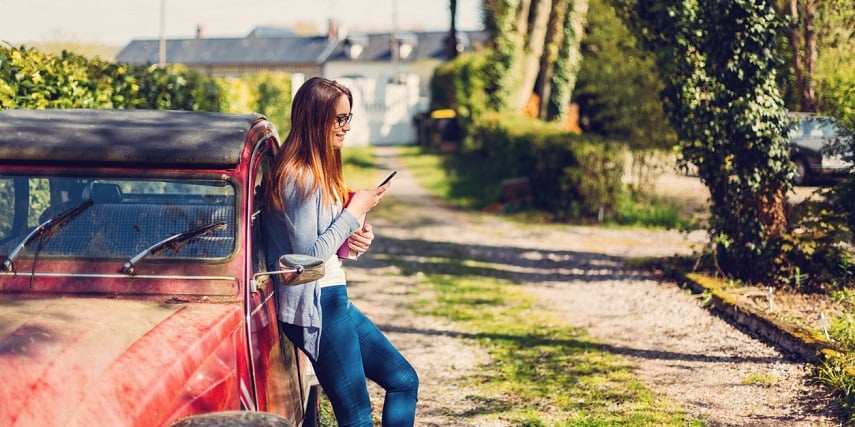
[0,45,227,111]
[467,113,626,221]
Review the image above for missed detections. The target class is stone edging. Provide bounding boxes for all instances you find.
[672,271,842,364]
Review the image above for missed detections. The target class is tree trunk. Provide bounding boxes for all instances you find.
[514,0,553,113]
[549,0,588,122]
[785,0,819,112]
[535,0,569,120]
[498,0,536,112]
[801,0,818,112]
[516,0,533,40]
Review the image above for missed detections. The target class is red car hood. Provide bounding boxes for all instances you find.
[0,296,243,427]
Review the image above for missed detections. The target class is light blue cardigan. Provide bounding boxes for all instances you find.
[264,176,361,361]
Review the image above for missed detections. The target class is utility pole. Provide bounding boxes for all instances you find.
[391,0,400,82]
[158,0,166,67]
[445,0,458,60]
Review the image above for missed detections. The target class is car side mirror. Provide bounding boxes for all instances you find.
[250,254,325,292]
[276,254,325,285]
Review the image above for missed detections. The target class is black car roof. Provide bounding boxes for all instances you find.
[0,109,267,168]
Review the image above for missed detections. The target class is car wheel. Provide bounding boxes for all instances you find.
[793,157,811,186]
[168,411,294,427]
[302,385,322,427]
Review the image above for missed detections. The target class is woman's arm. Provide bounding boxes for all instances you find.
[281,183,360,260]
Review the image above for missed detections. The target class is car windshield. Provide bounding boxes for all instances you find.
[789,117,842,139]
[0,175,235,260]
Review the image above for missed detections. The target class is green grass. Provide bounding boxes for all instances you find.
[392,146,484,209]
[613,193,692,230]
[740,373,777,386]
[394,262,700,425]
[343,146,382,189]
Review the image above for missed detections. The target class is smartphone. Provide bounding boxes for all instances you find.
[377,170,397,187]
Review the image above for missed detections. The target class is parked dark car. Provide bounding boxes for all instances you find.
[789,113,853,185]
[0,109,322,427]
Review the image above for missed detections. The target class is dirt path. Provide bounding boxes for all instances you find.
[344,146,842,426]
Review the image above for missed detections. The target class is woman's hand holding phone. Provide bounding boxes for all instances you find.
[340,171,395,258]
[377,171,397,188]
[345,171,396,218]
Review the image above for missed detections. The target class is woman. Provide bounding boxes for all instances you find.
[263,76,419,427]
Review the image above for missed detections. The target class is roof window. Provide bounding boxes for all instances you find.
[345,34,369,60]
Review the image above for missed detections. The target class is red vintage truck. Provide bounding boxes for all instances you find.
[0,109,321,427]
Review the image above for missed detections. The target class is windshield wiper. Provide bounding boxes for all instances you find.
[2,199,94,273]
[121,221,227,275]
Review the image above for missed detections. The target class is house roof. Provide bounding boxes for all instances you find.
[327,30,489,62]
[115,30,490,67]
[116,35,337,66]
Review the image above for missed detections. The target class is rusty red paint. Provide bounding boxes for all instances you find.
[0,110,316,427]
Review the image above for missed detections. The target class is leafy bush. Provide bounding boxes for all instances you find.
[430,50,492,140]
[235,72,292,131]
[463,113,626,221]
[430,49,630,222]
[0,45,225,111]
[427,38,681,226]
[574,0,677,151]
[221,72,292,137]
[814,0,855,129]
[782,195,854,291]
[131,63,224,111]
[0,46,98,109]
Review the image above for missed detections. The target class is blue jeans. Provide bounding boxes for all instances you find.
[282,285,419,427]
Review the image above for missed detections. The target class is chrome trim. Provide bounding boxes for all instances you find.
[250,289,276,316]
[239,379,257,411]
[0,271,236,281]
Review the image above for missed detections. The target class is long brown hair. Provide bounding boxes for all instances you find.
[267,77,352,212]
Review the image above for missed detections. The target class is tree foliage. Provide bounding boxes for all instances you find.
[772,0,855,125]
[615,0,794,284]
[777,0,821,112]
[573,0,676,150]
[483,0,588,122]
[812,0,855,126]
[222,72,293,133]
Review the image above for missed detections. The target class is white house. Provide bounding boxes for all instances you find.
[116,25,488,145]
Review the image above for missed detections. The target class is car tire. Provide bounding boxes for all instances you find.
[168,411,294,427]
[793,157,811,186]
[302,385,322,427]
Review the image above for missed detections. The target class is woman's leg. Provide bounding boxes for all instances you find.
[350,304,419,427]
[282,285,373,427]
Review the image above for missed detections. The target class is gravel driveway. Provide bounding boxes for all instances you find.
[344,146,842,426]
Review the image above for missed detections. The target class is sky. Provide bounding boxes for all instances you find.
[0,0,484,47]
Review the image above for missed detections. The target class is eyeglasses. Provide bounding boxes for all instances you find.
[335,113,353,128]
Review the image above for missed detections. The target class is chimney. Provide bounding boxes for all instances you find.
[327,19,337,41]
[195,25,204,39]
